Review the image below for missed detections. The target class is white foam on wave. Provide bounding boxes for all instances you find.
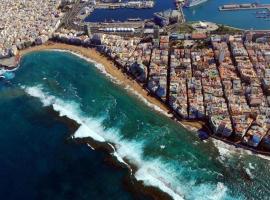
[75,125,105,142]
[212,139,234,162]
[23,85,106,143]
[48,49,205,136]
[209,182,228,200]
[124,85,172,118]
[23,86,233,200]
[182,181,228,200]
[248,162,255,170]
[107,142,133,174]
[23,85,185,200]
[23,85,233,200]
[211,138,270,162]
[48,49,173,119]
[256,154,270,161]
[211,138,255,160]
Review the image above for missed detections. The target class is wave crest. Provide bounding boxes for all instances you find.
[23,85,233,200]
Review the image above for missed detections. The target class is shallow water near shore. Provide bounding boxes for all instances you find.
[1,51,270,199]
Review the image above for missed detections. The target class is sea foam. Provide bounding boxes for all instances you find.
[48,49,172,118]
[23,85,233,200]
[23,85,184,199]
[22,86,234,200]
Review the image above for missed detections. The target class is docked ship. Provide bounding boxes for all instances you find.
[184,0,208,7]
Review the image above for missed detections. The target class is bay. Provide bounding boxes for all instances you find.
[1,51,270,200]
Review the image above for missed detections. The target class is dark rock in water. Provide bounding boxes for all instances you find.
[198,130,209,140]
[0,55,20,69]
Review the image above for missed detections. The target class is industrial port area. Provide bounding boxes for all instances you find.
[1,0,270,155]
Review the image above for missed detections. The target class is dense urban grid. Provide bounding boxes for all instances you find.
[52,27,270,152]
[0,0,62,57]
[1,0,270,153]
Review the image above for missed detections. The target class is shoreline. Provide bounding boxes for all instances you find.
[20,42,270,158]
[18,42,270,199]
[20,42,205,132]
[47,105,174,200]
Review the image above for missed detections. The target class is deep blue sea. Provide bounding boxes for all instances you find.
[1,51,270,200]
[86,0,270,30]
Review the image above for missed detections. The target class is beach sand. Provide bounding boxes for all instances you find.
[20,42,205,131]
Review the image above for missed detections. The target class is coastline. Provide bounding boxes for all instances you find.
[20,44,196,200]
[20,42,205,132]
[18,41,270,200]
[20,42,270,159]
[20,43,170,112]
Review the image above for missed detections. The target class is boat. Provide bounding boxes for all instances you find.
[184,0,208,7]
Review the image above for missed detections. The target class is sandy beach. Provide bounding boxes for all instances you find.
[20,42,205,131]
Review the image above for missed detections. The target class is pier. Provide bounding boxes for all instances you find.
[219,3,270,12]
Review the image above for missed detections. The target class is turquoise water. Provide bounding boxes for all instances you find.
[1,51,270,199]
[86,0,270,30]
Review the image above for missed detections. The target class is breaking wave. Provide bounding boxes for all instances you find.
[48,49,171,118]
[23,85,234,200]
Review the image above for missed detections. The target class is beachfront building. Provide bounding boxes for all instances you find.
[98,34,140,68]
[230,38,269,145]
[127,42,153,82]
[52,28,91,45]
[0,0,63,57]
[241,36,270,147]
[147,36,169,101]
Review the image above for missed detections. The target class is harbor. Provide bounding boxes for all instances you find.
[219,3,270,21]
[184,0,270,30]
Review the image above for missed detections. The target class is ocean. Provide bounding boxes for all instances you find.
[86,0,270,30]
[1,51,270,200]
